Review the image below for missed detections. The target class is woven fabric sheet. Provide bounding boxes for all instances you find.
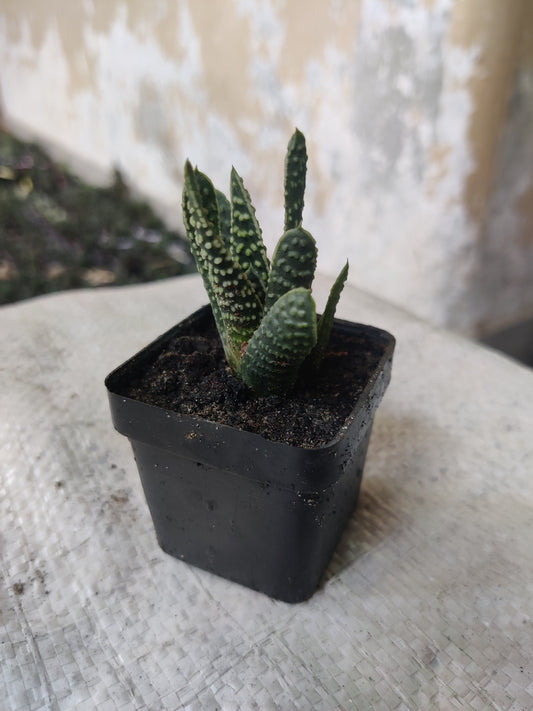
[2,274,533,710]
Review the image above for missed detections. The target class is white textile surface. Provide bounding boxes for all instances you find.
[2,274,533,710]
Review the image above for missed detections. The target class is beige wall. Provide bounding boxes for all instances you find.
[1,0,532,336]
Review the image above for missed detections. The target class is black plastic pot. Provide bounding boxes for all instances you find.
[105,305,395,603]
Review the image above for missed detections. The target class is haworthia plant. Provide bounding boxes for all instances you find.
[182,129,349,395]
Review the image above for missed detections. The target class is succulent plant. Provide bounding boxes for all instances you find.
[182,129,348,396]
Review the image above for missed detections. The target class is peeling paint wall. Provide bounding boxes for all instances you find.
[469,1,533,335]
[1,0,532,335]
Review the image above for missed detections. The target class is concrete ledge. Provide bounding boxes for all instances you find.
[2,274,533,709]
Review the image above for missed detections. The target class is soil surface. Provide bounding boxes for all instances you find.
[123,313,390,448]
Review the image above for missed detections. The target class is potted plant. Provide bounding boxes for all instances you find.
[105,130,395,603]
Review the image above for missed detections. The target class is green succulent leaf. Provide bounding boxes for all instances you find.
[264,226,317,312]
[309,260,349,369]
[238,288,317,395]
[284,128,307,231]
[183,162,229,356]
[216,189,231,247]
[183,162,263,367]
[230,167,270,301]
[193,168,221,237]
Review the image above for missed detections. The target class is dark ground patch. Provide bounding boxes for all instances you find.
[0,129,194,305]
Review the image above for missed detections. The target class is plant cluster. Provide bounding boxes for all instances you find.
[183,129,348,395]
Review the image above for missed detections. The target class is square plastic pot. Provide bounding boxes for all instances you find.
[105,305,395,603]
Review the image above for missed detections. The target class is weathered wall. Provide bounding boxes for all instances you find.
[468,1,533,334]
[1,0,532,335]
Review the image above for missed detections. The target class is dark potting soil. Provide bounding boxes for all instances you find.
[123,316,388,448]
